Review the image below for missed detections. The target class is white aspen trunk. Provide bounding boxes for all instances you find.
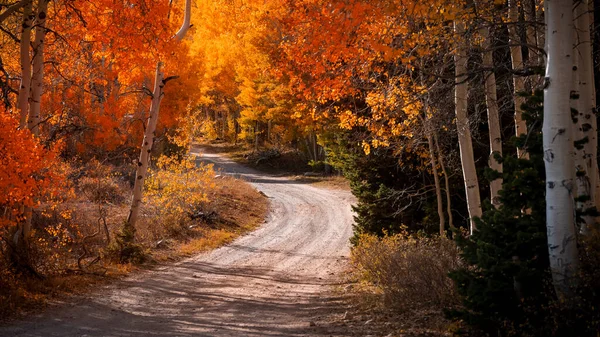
[427,127,445,236]
[454,21,482,233]
[17,0,49,246]
[543,0,579,299]
[174,0,191,40]
[524,0,541,87]
[435,131,454,230]
[127,63,165,228]
[126,0,191,230]
[13,0,34,247]
[508,0,528,158]
[17,0,33,129]
[574,0,598,232]
[28,0,49,136]
[571,14,586,227]
[481,26,503,207]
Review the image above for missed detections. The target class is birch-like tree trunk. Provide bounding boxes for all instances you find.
[524,0,541,87]
[17,0,33,129]
[127,63,165,228]
[28,0,49,136]
[427,127,445,236]
[480,26,503,207]
[12,0,34,248]
[454,21,481,233]
[434,131,454,230]
[508,0,528,157]
[543,0,579,299]
[126,0,191,230]
[574,0,598,232]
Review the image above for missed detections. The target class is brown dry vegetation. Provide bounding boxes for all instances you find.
[0,159,268,321]
[338,232,463,336]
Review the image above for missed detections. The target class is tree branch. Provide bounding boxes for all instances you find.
[0,0,27,24]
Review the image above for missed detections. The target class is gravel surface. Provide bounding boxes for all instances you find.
[0,149,355,337]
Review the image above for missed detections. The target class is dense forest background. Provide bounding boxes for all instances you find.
[1,0,600,335]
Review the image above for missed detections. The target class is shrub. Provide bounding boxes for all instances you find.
[78,159,128,204]
[351,231,461,309]
[144,155,216,237]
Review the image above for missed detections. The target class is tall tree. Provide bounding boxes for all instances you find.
[126,0,192,231]
[454,20,482,233]
[478,16,502,207]
[543,0,579,299]
[508,0,528,158]
[573,0,598,233]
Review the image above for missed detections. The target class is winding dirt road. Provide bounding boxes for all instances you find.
[0,149,355,336]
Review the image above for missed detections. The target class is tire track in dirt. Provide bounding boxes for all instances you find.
[0,149,355,336]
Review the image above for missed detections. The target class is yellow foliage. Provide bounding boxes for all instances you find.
[145,155,217,233]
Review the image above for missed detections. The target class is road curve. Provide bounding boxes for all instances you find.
[0,149,355,336]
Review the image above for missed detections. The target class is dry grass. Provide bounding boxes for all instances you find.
[150,175,268,261]
[0,162,268,321]
[340,232,462,336]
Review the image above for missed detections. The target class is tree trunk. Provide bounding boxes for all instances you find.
[127,63,165,229]
[427,125,445,236]
[13,0,34,249]
[454,20,482,233]
[508,0,528,158]
[126,0,191,231]
[575,0,599,230]
[28,0,49,136]
[543,0,579,299]
[480,25,503,207]
[0,0,28,24]
[524,0,541,87]
[17,0,33,129]
[434,131,454,231]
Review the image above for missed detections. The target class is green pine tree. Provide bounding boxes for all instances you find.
[448,90,553,336]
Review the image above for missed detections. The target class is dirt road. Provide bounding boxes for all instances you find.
[0,149,356,336]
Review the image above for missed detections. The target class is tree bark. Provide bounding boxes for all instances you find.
[0,0,28,24]
[543,0,579,299]
[427,126,445,236]
[524,0,541,87]
[174,0,191,40]
[575,0,599,231]
[434,131,454,231]
[480,25,503,207]
[28,0,49,136]
[454,20,482,233]
[508,0,528,158]
[17,0,33,129]
[127,63,165,229]
[126,0,191,231]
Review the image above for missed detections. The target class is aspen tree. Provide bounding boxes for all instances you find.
[17,0,33,129]
[454,20,481,233]
[480,23,502,207]
[543,0,579,299]
[508,0,528,157]
[28,0,49,136]
[573,0,598,231]
[127,0,192,230]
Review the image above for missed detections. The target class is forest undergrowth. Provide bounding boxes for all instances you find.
[0,154,268,321]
